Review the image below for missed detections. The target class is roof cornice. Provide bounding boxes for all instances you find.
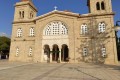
[12,11,115,24]
[79,12,115,18]
[12,20,35,24]
[15,1,38,12]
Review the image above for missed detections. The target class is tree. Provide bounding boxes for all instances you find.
[115,21,120,61]
[116,37,120,61]
[76,17,112,63]
[0,36,10,58]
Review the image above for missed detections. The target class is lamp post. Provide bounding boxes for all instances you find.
[115,21,120,31]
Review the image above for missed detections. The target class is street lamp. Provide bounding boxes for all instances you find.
[114,21,120,31]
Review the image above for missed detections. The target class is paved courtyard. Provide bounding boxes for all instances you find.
[0,60,120,80]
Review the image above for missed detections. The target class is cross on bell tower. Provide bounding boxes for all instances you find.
[21,0,31,2]
[54,6,57,11]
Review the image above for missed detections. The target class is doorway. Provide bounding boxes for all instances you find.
[61,44,69,62]
[52,44,59,61]
[44,45,50,61]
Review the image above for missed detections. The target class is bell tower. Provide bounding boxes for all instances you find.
[14,0,37,21]
[87,0,112,14]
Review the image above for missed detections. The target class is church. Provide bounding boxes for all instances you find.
[9,0,118,64]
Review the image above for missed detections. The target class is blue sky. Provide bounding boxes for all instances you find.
[0,0,120,37]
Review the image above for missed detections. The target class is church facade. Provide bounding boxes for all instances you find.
[9,0,118,64]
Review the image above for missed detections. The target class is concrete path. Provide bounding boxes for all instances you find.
[0,60,120,80]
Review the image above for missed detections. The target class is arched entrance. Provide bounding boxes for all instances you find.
[44,45,50,61]
[61,44,69,62]
[42,21,69,63]
[52,44,59,61]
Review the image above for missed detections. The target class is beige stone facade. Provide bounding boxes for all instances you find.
[9,0,118,64]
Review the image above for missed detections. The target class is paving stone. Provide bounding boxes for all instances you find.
[0,60,120,80]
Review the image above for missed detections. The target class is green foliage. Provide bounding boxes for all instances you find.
[115,31,120,60]
[0,36,10,51]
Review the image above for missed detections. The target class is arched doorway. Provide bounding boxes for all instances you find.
[44,45,50,61]
[61,44,69,62]
[52,44,59,61]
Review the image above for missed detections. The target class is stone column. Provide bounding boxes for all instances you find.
[0,54,1,60]
[6,55,8,59]
[50,46,52,63]
[59,46,61,63]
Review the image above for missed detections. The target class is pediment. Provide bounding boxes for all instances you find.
[35,10,80,20]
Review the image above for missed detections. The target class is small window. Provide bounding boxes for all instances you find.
[17,28,22,37]
[19,10,24,19]
[81,24,88,35]
[22,11,24,18]
[30,11,34,19]
[101,1,105,10]
[16,47,19,56]
[96,2,100,10]
[29,48,32,56]
[19,11,22,18]
[101,47,106,57]
[98,22,106,33]
[30,27,34,36]
[83,47,88,56]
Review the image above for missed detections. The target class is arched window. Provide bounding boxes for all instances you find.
[28,47,32,57]
[44,21,68,35]
[30,27,34,36]
[101,47,106,57]
[17,28,22,37]
[98,22,106,33]
[22,11,24,18]
[101,1,105,10]
[19,11,21,18]
[96,2,100,10]
[19,10,24,19]
[30,11,34,18]
[83,47,88,56]
[81,24,88,34]
[16,47,19,56]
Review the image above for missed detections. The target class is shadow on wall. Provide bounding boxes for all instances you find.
[76,18,113,64]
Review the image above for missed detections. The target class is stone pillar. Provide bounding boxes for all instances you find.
[50,46,52,63]
[6,55,8,59]
[0,54,1,60]
[59,46,61,63]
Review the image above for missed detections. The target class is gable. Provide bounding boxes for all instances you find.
[35,10,80,21]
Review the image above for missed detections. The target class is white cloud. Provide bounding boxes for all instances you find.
[0,32,10,38]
